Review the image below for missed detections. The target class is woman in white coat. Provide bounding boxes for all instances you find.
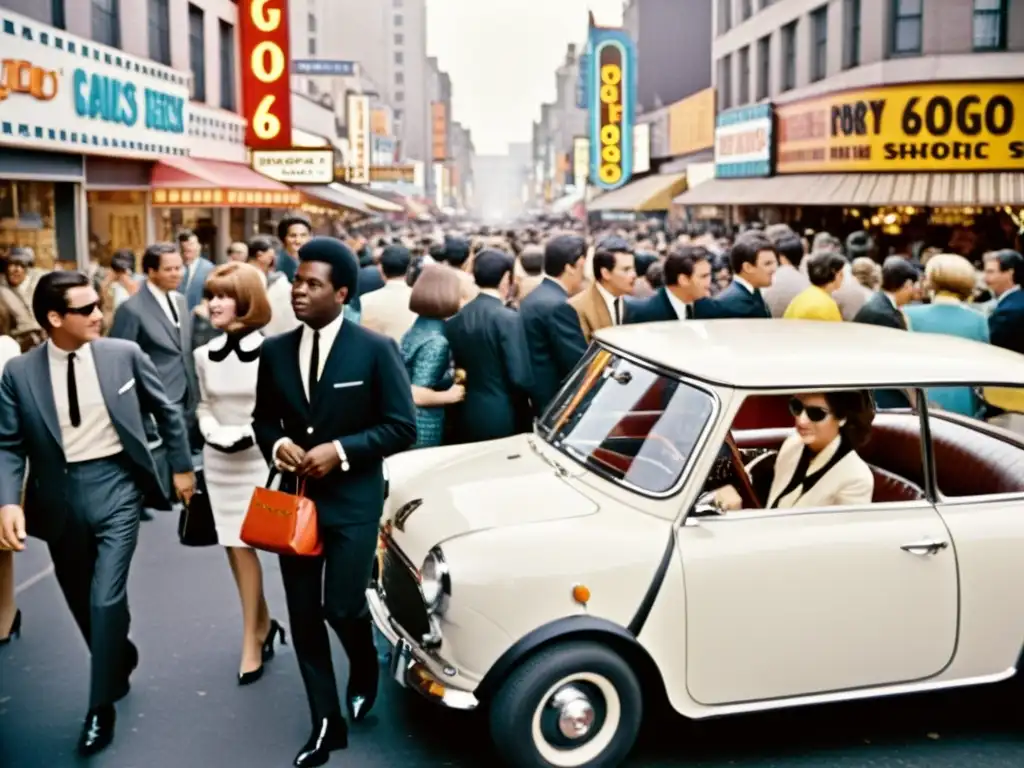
[193,263,283,684]
[0,303,22,646]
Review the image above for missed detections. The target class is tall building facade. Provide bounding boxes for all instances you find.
[712,0,1024,110]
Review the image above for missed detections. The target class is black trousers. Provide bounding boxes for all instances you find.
[279,519,380,723]
[47,455,142,709]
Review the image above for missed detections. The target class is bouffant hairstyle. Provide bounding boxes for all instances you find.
[409,264,461,319]
[823,389,876,448]
[203,262,272,330]
[925,253,976,301]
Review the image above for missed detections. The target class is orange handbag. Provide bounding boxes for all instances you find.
[240,479,322,556]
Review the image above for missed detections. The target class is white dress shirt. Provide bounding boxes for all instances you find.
[146,280,180,327]
[665,288,693,320]
[47,342,123,463]
[595,282,624,325]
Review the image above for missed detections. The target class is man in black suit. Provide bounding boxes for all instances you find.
[714,233,778,318]
[984,249,1024,355]
[518,235,588,416]
[625,246,717,323]
[446,249,534,442]
[252,238,416,767]
[853,257,919,329]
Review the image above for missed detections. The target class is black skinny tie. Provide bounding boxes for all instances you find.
[67,352,81,428]
[307,330,320,400]
[167,294,179,325]
[685,304,695,320]
[614,298,623,325]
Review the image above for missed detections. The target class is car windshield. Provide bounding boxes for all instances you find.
[540,347,716,494]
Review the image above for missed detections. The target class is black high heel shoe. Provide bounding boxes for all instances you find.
[261,619,286,662]
[238,621,287,686]
[0,610,21,646]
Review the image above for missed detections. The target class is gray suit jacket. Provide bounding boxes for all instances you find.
[0,339,193,541]
[109,285,197,415]
[179,257,215,312]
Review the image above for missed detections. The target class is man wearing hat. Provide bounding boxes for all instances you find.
[252,237,416,767]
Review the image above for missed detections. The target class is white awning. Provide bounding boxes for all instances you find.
[590,172,688,212]
[333,183,405,213]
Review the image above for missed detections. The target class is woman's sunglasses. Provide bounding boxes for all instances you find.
[788,397,831,423]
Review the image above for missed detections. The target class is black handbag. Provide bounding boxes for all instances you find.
[177,470,218,547]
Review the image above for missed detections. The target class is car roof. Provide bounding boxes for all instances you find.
[594,319,1024,389]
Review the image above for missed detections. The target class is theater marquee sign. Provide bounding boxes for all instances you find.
[775,81,1024,174]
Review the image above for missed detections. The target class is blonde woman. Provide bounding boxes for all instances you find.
[193,262,283,683]
[905,254,989,416]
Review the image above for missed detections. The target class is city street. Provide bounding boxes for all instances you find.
[1,512,1022,767]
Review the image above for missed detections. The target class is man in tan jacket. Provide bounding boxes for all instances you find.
[569,236,636,342]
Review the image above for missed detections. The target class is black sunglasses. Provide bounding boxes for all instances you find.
[788,397,831,423]
[63,301,99,317]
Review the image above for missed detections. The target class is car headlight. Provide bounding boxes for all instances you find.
[420,547,450,614]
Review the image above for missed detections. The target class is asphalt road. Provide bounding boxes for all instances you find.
[2,511,1023,767]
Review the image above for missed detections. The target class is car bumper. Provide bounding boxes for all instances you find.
[367,587,480,711]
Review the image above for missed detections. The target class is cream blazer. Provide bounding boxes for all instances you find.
[764,433,874,509]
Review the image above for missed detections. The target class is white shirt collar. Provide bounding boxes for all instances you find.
[595,281,622,321]
[882,292,899,309]
[664,288,692,320]
[733,275,756,294]
[146,280,171,300]
[47,340,90,363]
[998,284,1021,304]
[303,310,344,348]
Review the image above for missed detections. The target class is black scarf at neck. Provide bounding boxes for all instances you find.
[770,436,853,509]
[208,329,261,363]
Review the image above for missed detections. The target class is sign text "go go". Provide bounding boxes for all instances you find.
[240,0,293,150]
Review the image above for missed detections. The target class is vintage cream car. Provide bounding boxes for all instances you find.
[369,320,1024,768]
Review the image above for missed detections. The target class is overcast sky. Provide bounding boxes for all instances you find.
[426,0,624,156]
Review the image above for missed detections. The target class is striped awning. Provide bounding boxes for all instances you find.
[674,173,1024,207]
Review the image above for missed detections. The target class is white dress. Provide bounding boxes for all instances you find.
[194,330,269,547]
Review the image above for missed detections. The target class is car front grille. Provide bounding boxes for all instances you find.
[381,548,431,642]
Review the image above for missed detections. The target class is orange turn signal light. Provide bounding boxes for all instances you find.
[572,584,591,605]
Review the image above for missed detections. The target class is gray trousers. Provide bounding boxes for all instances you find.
[47,454,142,709]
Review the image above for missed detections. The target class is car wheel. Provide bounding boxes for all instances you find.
[489,641,643,768]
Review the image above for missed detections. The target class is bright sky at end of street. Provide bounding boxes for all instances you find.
[426,0,624,156]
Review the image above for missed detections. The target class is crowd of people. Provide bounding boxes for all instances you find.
[0,212,1022,766]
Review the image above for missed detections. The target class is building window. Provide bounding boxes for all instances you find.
[393,0,402,5]
[717,55,732,111]
[148,0,171,65]
[219,20,235,111]
[395,72,404,85]
[741,0,753,20]
[395,91,404,102]
[738,46,750,104]
[394,109,403,120]
[781,21,796,91]
[52,0,66,29]
[308,81,318,97]
[973,0,1007,51]
[308,12,316,33]
[309,37,317,55]
[395,33,404,44]
[891,0,922,55]
[188,3,206,102]
[810,5,828,82]
[91,0,120,47]
[394,14,403,26]
[756,35,770,100]
[761,0,774,7]
[717,0,732,34]
[843,0,861,69]
[395,51,404,64]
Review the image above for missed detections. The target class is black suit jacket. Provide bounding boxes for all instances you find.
[445,293,534,443]
[624,287,720,324]
[252,321,417,526]
[989,289,1024,355]
[518,279,587,415]
[0,339,191,541]
[714,281,771,319]
[853,292,906,330]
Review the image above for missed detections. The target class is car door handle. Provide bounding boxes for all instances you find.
[900,540,949,556]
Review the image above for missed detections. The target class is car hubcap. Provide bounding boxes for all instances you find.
[551,686,595,740]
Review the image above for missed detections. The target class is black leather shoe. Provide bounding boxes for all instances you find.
[238,665,264,686]
[0,609,21,646]
[112,640,139,702]
[262,619,287,662]
[346,660,379,723]
[78,705,115,756]
[293,715,348,767]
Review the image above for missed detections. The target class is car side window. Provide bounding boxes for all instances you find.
[541,348,715,494]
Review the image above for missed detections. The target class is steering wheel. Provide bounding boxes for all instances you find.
[725,432,761,509]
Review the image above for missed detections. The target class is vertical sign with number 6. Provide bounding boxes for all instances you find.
[240,0,293,150]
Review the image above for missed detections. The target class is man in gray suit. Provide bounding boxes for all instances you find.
[0,271,194,755]
[110,243,198,446]
[177,228,215,311]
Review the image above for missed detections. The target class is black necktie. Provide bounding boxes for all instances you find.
[614,298,623,325]
[754,289,769,318]
[685,304,694,320]
[307,329,320,400]
[167,294,179,325]
[67,352,81,428]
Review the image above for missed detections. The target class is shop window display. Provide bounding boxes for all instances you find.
[87,190,147,269]
[0,181,58,269]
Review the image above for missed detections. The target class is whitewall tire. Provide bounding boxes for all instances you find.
[489,641,643,768]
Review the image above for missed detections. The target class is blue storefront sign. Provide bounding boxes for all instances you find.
[586,25,637,192]
[714,103,774,179]
[291,60,357,77]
